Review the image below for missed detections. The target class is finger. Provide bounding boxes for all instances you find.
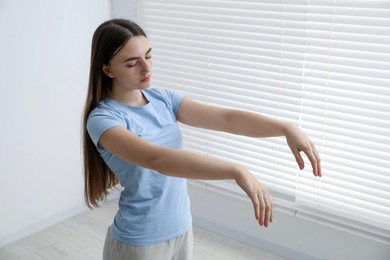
[251,192,260,222]
[305,149,318,176]
[259,193,266,227]
[267,193,274,223]
[314,149,322,177]
[268,194,274,222]
[292,147,305,170]
[263,194,273,227]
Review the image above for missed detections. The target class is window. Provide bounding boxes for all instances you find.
[128,0,390,244]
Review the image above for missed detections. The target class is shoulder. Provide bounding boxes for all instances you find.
[86,100,127,146]
[88,100,125,121]
[145,88,183,101]
[145,88,184,106]
[145,88,184,115]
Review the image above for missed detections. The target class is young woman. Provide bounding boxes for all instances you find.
[82,19,321,260]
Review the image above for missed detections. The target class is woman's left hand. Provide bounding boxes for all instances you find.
[284,124,322,177]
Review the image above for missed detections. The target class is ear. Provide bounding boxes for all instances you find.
[103,65,114,78]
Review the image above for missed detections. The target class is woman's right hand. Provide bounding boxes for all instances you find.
[235,167,273,227]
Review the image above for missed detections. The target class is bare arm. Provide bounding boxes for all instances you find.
[177,97,322,177]
[99,126,240,180]
[99,126,272,227]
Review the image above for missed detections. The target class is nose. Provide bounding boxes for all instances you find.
[140,58,151,74]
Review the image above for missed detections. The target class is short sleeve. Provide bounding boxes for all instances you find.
[162,89,185,116]
[86,108,124,146]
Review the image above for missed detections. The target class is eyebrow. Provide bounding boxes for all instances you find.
[123,48,152,63]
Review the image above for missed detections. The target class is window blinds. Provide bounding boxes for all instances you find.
[131,0,390,244]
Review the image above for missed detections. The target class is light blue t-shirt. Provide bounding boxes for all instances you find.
[87,88,192,245]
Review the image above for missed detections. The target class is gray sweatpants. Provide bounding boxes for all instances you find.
[102,227,193,260]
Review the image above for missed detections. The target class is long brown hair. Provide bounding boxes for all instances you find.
[82,19,147,208]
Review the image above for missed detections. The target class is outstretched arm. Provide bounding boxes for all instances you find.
[99,126,273,227]
[177,97,322,177]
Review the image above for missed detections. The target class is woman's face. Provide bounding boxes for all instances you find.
[103,36,152,91]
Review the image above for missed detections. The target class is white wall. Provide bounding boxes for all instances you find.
[0,0,111,246]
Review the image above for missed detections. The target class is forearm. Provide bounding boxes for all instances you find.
[154,144,273,227]
[99,126,246,180]
[224,109,293,138]
[154,147,244,181]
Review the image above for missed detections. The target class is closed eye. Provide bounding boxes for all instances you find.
[125,48,152,67]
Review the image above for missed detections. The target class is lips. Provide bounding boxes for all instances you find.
[141,76,151,82]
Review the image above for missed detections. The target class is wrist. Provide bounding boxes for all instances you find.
[232,164,247,181]
[281,122,299,137]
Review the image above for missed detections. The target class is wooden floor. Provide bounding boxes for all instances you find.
[0,198,286,260]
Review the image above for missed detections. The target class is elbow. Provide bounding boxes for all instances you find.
[146,147,169,174]
[223,109,239,133]
[146,147,183,177]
